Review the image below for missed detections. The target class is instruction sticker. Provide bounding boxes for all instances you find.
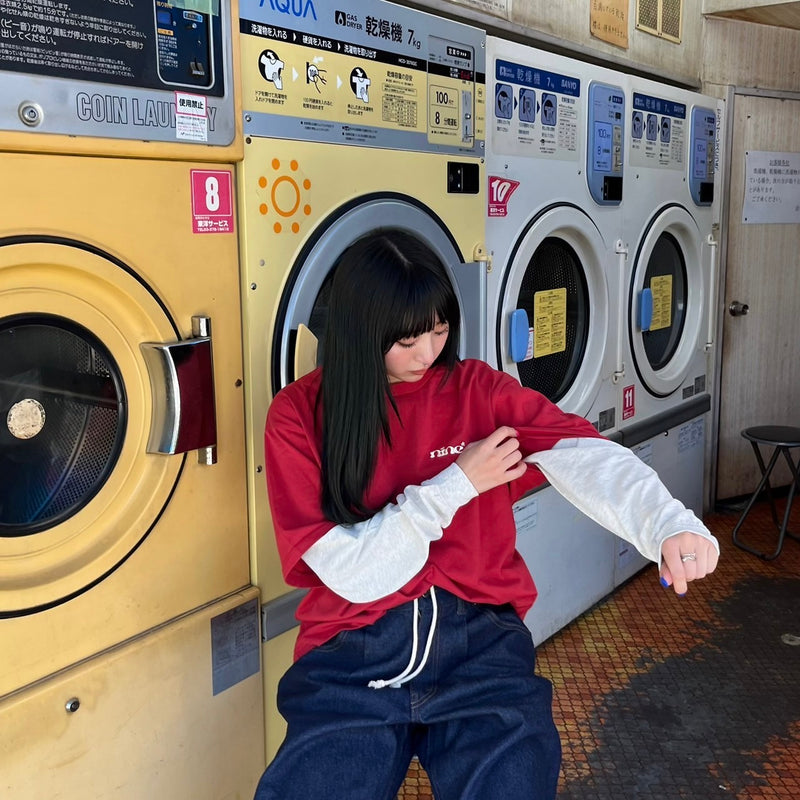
[533,288,567,357]
[237,0,484,155]
[678,418,704,452]
[176,92,209,142]
[211,598,260,696]
[649,275,673,331]
[513,495,539,535]
[629,92,686,170]
[492,59,580,160]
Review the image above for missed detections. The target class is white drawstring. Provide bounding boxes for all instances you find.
[367,586,438,689]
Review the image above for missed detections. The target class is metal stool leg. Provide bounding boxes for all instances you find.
[732,446,784,559]
[777,447,800,549]
[750,441,782,529]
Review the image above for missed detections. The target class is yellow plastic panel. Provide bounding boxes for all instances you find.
[0,589,265,800]
[0,151,250,698]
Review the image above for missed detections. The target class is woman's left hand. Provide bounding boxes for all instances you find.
[659,533,719,595]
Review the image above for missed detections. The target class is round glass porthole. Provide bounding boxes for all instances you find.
[515,236,590,402]
[275,198,467,392]
[0,316,126,536]
[641,231,687,371]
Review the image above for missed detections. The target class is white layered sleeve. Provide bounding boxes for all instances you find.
[525,437,719,566]
[302,463,477,603]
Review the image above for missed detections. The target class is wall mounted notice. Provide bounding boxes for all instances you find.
[743,150,800,224]
[590,0,628,49]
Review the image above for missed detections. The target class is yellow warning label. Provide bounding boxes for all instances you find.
[533,288,567,357]
[649,275,673,331]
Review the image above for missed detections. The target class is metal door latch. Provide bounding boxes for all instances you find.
[140,315,217,463]
[729,301,749,317]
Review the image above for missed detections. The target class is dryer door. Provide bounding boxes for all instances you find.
[628,205,705,397]
[0,242,204,614]
[272,196,485,393]
[495,205,612,423]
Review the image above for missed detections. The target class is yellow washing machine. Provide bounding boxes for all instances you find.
[0,2,264,797]
[236,0,487,760]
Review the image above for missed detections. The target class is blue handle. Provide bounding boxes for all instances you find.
[638,288,653,332]
[509,309,530,362]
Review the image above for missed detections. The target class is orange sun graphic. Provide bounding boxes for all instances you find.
[257,158,312,234]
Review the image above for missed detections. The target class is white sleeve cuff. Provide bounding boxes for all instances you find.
[302,463,477,603]
[524,437,719,566]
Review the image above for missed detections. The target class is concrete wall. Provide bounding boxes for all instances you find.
[702,16,800,93]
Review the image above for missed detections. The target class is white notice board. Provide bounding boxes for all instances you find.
[743,150,800,224]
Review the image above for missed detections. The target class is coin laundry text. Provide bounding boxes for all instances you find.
[75,93,219,129]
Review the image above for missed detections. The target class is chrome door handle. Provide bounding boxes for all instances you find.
[140,315,217,459]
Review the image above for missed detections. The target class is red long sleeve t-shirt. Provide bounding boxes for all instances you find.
[264,358,603,660]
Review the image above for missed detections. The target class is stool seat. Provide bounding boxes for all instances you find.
[732,425,800,560]
[742,425,800,448]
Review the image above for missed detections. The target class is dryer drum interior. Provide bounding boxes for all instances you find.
[640,231,687,371]
[514,236,589,402]
[275,197,479,393]
[0,316,126,536]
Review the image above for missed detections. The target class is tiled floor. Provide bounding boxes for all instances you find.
[397,496,800,799]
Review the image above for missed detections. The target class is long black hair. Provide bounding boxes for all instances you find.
[320,229,461,524]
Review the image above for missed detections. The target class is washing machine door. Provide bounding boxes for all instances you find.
[0,241,210,614]
[495,205,611,415]
[628,205,705,397]
[272,195,485,392]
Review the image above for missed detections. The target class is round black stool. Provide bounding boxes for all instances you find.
[731,425,800,560]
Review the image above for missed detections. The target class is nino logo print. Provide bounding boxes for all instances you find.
[430,442,465,459]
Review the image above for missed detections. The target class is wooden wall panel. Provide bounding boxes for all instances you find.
[716,93,800,499]
[702,16,800,91]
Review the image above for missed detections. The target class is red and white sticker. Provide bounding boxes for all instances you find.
[191,170,234,234]
[176,92,208,142]
[622,384,636,420]
[488,176,520,218]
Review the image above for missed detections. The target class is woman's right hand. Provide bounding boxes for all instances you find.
[456,426,528,494]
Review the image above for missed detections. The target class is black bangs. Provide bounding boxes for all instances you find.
[335,230,460,355]
[387,273,456,345]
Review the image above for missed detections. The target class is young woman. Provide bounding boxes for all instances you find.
[254,230,719,800]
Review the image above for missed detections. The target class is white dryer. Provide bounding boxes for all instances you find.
[486,39,627,434]
[615,78,722,585]
[620,78,719,434]
[485,37,629,643]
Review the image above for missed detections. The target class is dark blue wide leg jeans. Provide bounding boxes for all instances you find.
[253,589,561,800]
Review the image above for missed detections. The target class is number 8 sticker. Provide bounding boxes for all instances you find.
[190,170,234,234]
[205,175,221,212]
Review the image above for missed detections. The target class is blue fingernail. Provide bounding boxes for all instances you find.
[678,592,687,597]
[660,577,669,588]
